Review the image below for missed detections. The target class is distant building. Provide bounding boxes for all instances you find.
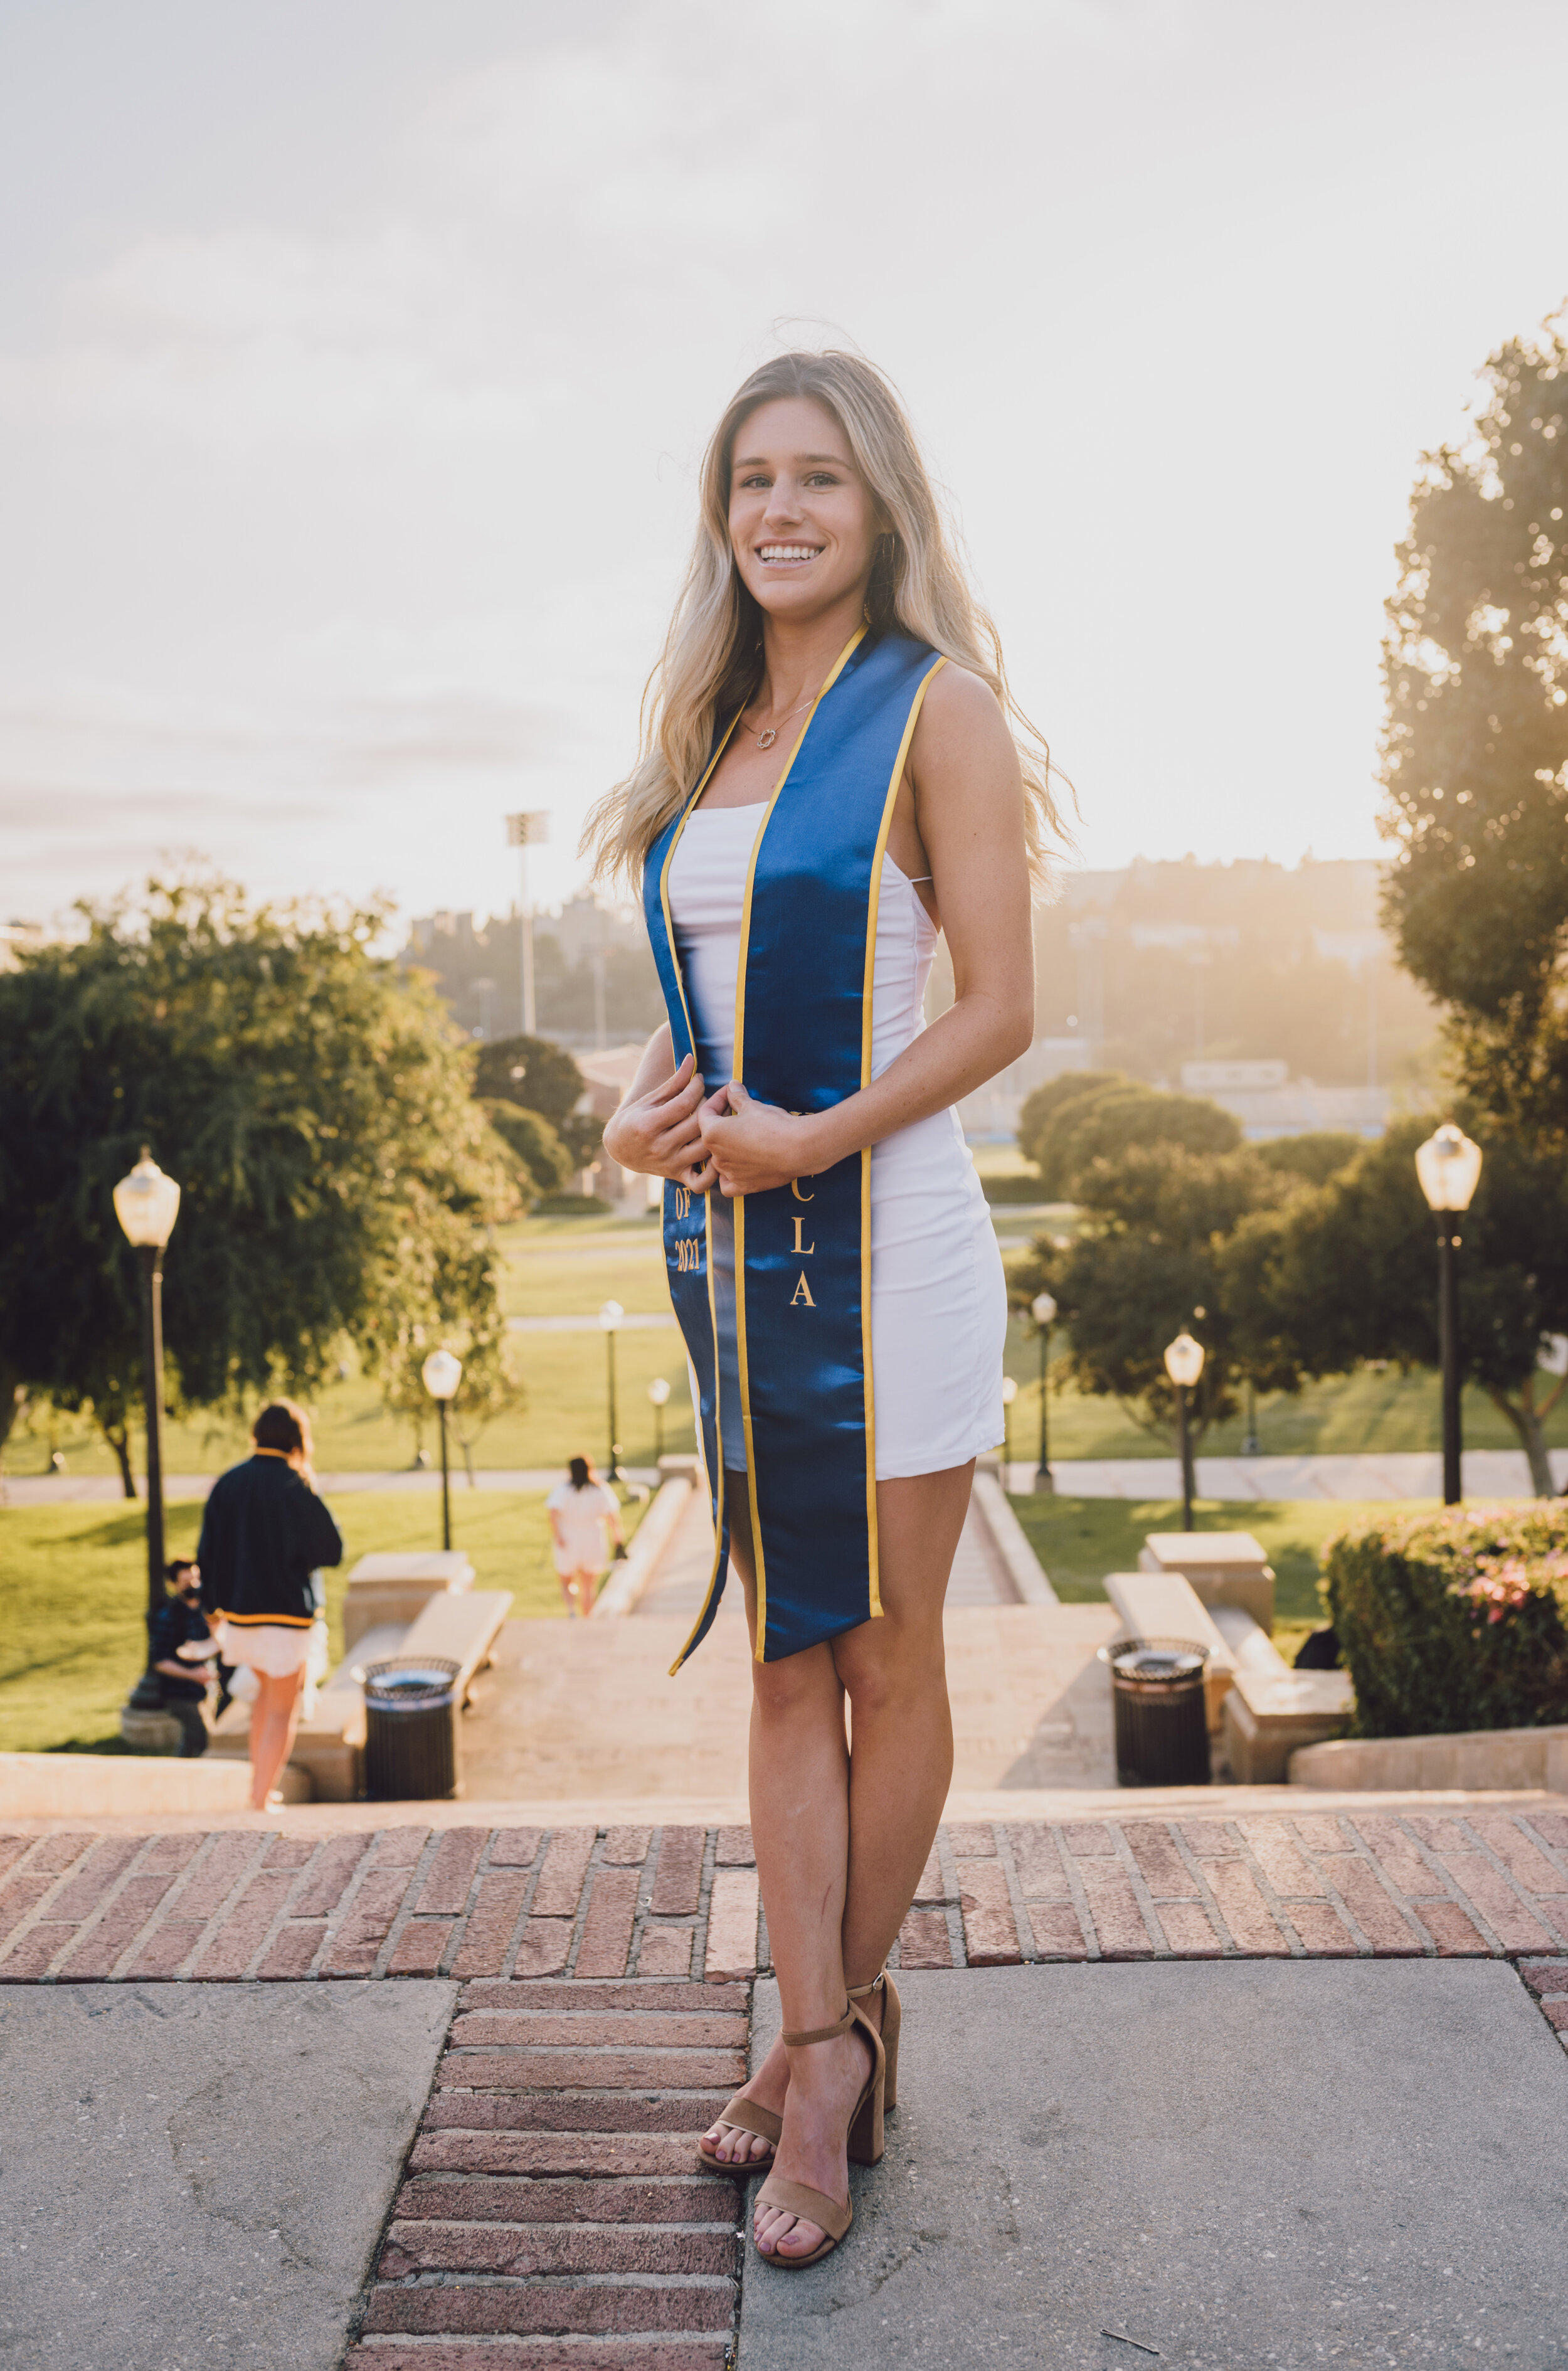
[0,920,46,972]
[400,896,663,1048]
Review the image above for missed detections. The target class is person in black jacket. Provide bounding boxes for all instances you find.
[198,1400,342,1810]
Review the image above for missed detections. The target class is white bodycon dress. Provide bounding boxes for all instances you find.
[667,803,1007,1480]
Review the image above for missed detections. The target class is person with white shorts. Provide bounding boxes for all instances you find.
[545,1457,624,1617]
[197,1399,342,1809]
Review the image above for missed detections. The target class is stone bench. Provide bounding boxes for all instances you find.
[1222,1667,1355,1783]
[209,1587,512,1801]
[1138,1530,1276,1632]
[343,1549,475,1652]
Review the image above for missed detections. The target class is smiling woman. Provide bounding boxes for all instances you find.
[586,348,1066,2273]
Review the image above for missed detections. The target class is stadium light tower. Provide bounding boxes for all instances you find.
[505,812,551,1037]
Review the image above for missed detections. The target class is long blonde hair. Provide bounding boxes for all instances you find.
[585,349,1067,890]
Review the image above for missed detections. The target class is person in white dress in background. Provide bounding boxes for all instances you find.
[545,1456,625,1617]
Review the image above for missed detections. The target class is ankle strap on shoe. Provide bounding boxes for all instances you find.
[845,1971,885,2000]
[781,2005,856,2046]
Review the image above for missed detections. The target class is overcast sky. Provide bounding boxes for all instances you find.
[2,0,1565,931]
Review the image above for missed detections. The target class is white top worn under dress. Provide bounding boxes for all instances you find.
[667,804,1007,1481]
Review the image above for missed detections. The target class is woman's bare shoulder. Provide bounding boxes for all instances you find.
[910,659,1019,787]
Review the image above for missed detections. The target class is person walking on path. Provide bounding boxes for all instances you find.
[545,1456,625,1617]
[149,1557,216,1757]
[197,1401,342,1810]
[592,351,1054,2267]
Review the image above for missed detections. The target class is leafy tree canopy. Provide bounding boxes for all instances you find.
[1020,1071,1242,1199]
[1009,1141,1292,1447]
[474,1034,586,1127]
[1016,1070,1121,1177]
[1219,1117,1568,1493]
[1253,1132,1364,1187]
[0,879,517,1488]
[1380,307,1568,1133]
[480,1100,571,1197]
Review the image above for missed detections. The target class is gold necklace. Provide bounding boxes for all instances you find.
[741,684,821,751]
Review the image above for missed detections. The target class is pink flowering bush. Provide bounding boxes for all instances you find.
[1323,1505,1568,1737]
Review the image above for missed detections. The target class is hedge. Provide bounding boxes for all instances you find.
[1323,1504,1568,1738]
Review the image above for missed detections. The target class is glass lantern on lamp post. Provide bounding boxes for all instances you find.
[647,1374,671,1468]
[112,1150,182,1735]
[1163,1329,1205,1533]
[600,1302,624,1482]
[1415,1122,1483,1505]
[1030,1293,1057,1495]
[421,1348,463,1551]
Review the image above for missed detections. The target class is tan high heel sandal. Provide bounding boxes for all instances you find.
[753,2000,886,2271]
[696,2091,780,2174]
[699,1971,899,2173]
[847,1969,901,2111]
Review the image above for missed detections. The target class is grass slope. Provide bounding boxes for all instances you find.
[1005,1492,1434,1665]
[0,1486,640,1754]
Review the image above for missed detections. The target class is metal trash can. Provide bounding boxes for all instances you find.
[364,1657,462,1801]
[1100,1636,1211,1788]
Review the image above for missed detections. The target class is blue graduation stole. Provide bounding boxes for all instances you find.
[642,627,947,1667]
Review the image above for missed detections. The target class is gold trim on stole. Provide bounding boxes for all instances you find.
[658,712,743,1677]
[857,655,948,1618]
[731,627,867,1662]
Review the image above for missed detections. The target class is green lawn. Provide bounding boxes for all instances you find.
[9,1204,1559,1484]
[0,1487,643,1754]
[1007,1491,1423,1664]
[998,1315,1564,1462]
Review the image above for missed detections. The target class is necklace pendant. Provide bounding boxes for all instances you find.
[756,727,777,749]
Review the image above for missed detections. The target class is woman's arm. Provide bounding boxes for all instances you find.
[696,667,1035,1197]
[601,1024,719,1191]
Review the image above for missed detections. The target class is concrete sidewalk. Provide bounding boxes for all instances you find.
[744,1961,1568,2368]
[0,1978,451,2370]
[3,1813,1566,2371]
[13,1443,1568,1505]
[1005,1446,1568,1501]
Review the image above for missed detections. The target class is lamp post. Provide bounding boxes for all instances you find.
[600,1301,624,1482]
[1415,1122,1483,1506]
[647,1374,670,1467]
[1000,1374,1017,1477]
[1030,1292,1057,1495]
[1163,1329,1206,1533]
[421,1348,463,1550]
[113,1151,183,1718]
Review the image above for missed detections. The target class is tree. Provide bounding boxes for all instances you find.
[472,1033,603,1175]
[475,1034,585,1126]
[1380,307,1568,1139]
[1017,1070,1121,1179]
[1018,1071,1241,1199]
[1220,1118,1568,1494]
[0,878,517,1491]
[1009,1142,1295,1450]
[480,1100,571,1197]
[1253,1132,1363,1187]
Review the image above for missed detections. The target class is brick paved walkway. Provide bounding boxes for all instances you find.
[4,1806,1568,1987]
[4,1812,1566,2367]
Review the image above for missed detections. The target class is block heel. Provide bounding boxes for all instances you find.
[847,1968,901,2111]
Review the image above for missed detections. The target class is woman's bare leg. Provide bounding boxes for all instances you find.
[705,1479,833,2170]
[702,1464,971,2254]
[709,1479,868,2260]
[834,1463,972,1986]
[248,1668,306,1809]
